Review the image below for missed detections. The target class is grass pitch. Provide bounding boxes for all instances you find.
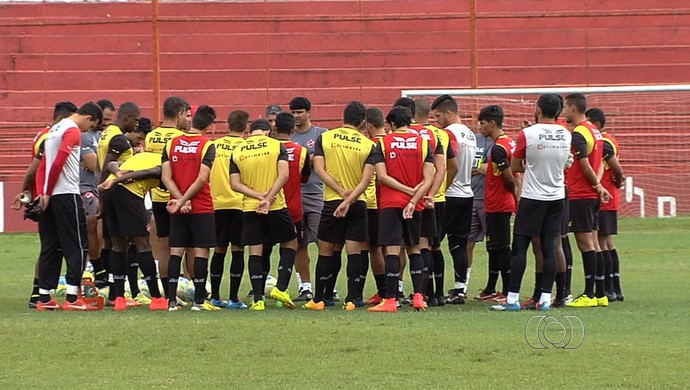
[1,218,689,389]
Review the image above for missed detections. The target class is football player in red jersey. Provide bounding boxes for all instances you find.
[587,108,625,301]
[162,105,219,312]
[274,112,312,298]
[415,98,456,306]
[563,94,612,308]
[477,105,518,302]
[368,106,435,312]
[394,97,446,306]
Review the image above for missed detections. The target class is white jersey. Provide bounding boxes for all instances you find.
[43,118,82,195]
[445,122,476,198]
[515,123,572,201]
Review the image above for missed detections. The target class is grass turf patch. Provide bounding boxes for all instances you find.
[1,218,689,388]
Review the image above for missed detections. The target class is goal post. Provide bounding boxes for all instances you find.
[403,84,690,218]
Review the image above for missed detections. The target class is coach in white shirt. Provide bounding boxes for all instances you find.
[35,102,103,311]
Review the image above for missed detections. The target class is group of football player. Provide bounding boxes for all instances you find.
[14,92,624,312]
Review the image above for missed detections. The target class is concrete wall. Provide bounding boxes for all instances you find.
[1,0,689,227]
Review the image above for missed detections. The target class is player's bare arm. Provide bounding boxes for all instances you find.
[313,155,348,198]
[230,173,265,201]
[511,156,525,173]
[176,164,211,205]
[334,164,374,218]
[403,162,434,219]
[257,159,289,214]
[161,161,182,198]
[445,155,458,189]
[425,150,447,204]
[374,162,416,196]
[99,167,161,192]
[11,158,40,210]
[81,152,99,174]
[607,155,625,188]
[578,157,611,202]
[98,151,121,184]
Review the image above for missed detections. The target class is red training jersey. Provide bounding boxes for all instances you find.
[410,123,438,152]
[281,140,309,223]
[163,133,215,214]
[601,132,620,211]
[485,134,516,213]
[566,120,603,200]
[373,131,433,211]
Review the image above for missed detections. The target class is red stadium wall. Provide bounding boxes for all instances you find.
[1,0,690,231]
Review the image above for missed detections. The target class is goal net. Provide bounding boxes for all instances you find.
[403,85,690,218]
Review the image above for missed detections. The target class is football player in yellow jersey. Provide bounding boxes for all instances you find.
[145,96,191,298]
[303,101,376,311]
[97,102,142,184]
[97,102,144,246]
[360,107,387,306]
[96,102,142,303]
[230,119,298,311]
[97,152,168,311]
[416,98,457,306]
[208,110,248,309]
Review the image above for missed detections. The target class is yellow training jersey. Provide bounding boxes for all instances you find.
[145,126,185,202]
[107,152,161,198]
[314,127,375,202]
[426,124,451,202]
[365,135,384,209]
[98,124,133,169]
[229,135,288,212]
[211,135,245,210]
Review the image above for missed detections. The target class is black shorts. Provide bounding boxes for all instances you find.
[442,197,473,240]
[242,209,296,246]
[432,202,446,247]
[420,208,438,239]
[485,212,511,250]
[152,201,171,238]
[513,198,564,237]
[295,219,306,247]
[103,185,149,237]
[214,209,243,247]
[569,199,600,233]
[37,194,88,289]
[101,213,110,240]
[170,213,216,248]
[317,200,368,243]
[377,208,422,247]
[560,196,570,235]
[597,210,618,235]
[367,209,379,247]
